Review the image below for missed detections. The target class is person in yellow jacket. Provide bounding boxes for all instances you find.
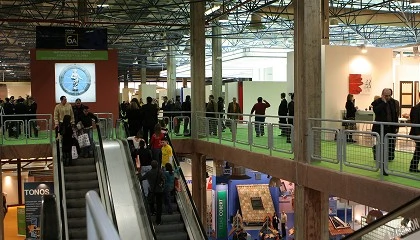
[161,138,173,168]
[54,96,74,137]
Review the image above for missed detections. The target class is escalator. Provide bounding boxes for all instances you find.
[54,126,118,240]
[118,120,207,240]
[343,195,420,240]
[63,157,99,239]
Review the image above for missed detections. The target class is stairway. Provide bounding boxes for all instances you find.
[64,157,100,240]
[153,194,189,240]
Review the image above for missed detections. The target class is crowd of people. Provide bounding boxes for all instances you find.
[53,96,98,166]
[0,95,38,138]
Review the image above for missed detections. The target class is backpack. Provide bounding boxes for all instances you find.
[152,170,165,192]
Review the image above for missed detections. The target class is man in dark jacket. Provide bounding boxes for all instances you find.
[372,88,399,175]
[181,95,191,136]
[138,160,164,225]
[79,106,99,157]
[286,93,294,143]
[142,97,159,144]
[278,93,288,136]
[27,97,38,137]
[409,101,420,173]
[3,98,15,138]
[14,98,27,138]
[72,98,85,124]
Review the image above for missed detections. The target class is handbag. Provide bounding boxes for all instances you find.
[77,133,91,148]
[71,146,78,159]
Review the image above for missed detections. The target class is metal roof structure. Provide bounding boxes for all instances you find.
[1,0,420,81]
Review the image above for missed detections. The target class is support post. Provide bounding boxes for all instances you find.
[167,45,177,100]
[294,0,327,239]
[190,0,206,139]
[191,153,207,224]
[212,25,223,101]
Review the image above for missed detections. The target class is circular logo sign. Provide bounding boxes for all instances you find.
[59,64,91,96]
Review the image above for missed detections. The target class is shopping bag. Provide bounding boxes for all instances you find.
[71,146,78,159]
[77,133,91,147]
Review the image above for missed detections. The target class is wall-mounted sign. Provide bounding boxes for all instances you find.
[55,63,96,103]
[24,182,54,240]
[36,50,108,61]
[36,26,107,50]
[223,168,232,175]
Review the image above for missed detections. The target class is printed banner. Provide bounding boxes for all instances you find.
[216,189,228,238]
[24,182,54,240]
[17,206,26,236]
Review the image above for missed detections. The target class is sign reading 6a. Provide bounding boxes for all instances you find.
[66,34,78,46]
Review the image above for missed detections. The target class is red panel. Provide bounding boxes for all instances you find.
[238,81,243,120]
[30,49,119,124]
[348,74,363,95]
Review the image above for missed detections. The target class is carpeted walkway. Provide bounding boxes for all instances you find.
[3,206,25,240]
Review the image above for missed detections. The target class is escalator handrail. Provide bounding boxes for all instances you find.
[343,194,420,239]
[165,133,208,239]
[40,194,60,240]
[95,124,119,230]
[55,138,66,240]
[120,120,157,240]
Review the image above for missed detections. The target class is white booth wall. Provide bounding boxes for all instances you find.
[322,45,393,125]
[393,56,420,116]
[242,81,287,123]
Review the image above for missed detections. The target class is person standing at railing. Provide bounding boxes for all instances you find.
[251,97,271,137]
[181,95,191,136]
[126,99,143,137]
[372,88,399,176]
[173,96,182,135]
[408,102,420,173]
[345,94,358,143]
[206,95,218,136]
[278,93,288,137]
[14,98,27,138]
[286,93,294,143]
[79,106,98,158]
[3,98,15,138]
[218,97,227,131]
[142,96,159,144]
[227,97,242,132]
[27,97,38,138]
[54,96,75,138]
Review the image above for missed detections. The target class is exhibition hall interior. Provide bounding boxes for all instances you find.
[2,0,420,240]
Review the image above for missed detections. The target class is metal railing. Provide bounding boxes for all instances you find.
[308,118,420,181]
[86,190,121,240]
[0,113,53,145]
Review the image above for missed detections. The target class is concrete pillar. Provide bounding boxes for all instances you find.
[321,0,330,45]
[191,153,207,225]
[294,0,327,239]
[141,66,147,84]
[167,45,177,100]
[123,74,128,88]
[190,0,206,139]
[212,25,223,101]
[294,186,329,240]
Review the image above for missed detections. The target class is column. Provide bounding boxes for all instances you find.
[167,45,177,100]
[321,0,330,45]
[294,0,328,239]
[294,186,329,240]
[191,153,207,224]
[212,25,223,101]
[190,0,206,139]
[141,65,147,85]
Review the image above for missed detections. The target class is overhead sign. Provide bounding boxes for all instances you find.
[36,26,108,50]
[36,50,108,61]
[24,182,54,240]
